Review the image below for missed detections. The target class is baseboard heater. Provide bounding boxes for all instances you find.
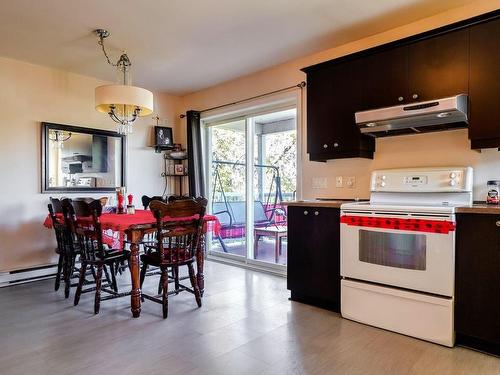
[0,264,57,287]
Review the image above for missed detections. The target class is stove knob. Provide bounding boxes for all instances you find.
[450,172,457,179]
[449,180,456,186]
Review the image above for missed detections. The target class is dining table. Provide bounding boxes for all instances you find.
[44,209,220,318]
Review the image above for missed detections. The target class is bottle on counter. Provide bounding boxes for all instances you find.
[486,180,500,204]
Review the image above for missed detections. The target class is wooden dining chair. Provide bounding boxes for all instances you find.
[139,198,207,318]
[48,198,73,298]
[141,195,165,210]
[65,199,130,314]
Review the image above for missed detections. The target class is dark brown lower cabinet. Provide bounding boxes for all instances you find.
[455,213,500,355]
[287,206,341,312]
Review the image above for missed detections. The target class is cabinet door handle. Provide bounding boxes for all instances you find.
[496,221,500,227]
[333,142,339,148]
[323,144,328,149]
[398,96,404,102]
[314,211,319,216]
[304,210,309,216]
[412,93,419,100]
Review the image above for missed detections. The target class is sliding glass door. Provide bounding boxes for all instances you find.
[204,107,297,270]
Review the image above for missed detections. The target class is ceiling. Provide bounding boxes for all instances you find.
[0,0,475,95]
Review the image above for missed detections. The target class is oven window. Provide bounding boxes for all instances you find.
[359,230,426,270]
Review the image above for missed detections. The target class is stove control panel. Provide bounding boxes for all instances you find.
[371,167,473,193]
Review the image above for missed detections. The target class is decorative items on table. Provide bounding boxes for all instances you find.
[116,187,126,214]
[127,194,136,214]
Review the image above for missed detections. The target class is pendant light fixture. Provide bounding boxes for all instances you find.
[94,29,154,135]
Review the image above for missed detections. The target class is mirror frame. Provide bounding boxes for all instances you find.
[41,122,127,193]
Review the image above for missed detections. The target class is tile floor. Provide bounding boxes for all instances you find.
[0,261,499,375]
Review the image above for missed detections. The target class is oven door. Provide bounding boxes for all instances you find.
[340,211,455,297]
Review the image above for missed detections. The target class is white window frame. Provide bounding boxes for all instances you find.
[201,90,303,275]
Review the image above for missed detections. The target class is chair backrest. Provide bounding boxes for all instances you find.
[48,201,70,254]
[49,197,63,214]
[167,195,193,203]
[63,199,105,261]
[142,195,165,210]
[149,198,207,265]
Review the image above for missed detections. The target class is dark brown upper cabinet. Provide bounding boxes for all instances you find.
[358,28,469,108]
[469,17,500,149]
[302,10,499,160]
[359,46,408,110]
[407,28,469,102]
[304,60,375,161]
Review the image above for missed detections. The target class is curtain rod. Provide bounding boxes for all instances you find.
[179,81,306,118]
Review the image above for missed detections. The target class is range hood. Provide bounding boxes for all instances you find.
[355,94,468,137]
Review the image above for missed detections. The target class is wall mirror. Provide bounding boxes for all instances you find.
[42,122,126,193]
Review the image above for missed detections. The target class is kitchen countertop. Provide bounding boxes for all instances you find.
[283,200,500,214]
[282,199,364,208]
[456,203,500,215]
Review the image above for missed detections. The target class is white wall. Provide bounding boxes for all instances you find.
[301,129,500,201]
[0,56,180,271]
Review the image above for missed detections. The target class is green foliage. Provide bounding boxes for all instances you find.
[211,127,296,202]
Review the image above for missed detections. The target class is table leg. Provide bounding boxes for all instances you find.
[128,230,142,318]
[196,234,205,296]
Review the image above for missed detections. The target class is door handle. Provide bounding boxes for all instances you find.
[304,210,309,216]
[496,221,500,227]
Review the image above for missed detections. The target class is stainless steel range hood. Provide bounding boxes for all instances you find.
[355,94,468,137]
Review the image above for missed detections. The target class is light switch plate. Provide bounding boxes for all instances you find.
[312,177,327,189]
[336,176,343,188]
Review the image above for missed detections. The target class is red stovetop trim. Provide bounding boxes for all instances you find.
[340,215,455,234]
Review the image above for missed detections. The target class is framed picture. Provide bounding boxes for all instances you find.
[174,164,185,175]
[154,126,173,148]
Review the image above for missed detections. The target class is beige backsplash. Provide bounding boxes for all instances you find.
[301,129,500,202]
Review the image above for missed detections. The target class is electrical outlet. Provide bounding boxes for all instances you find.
[346,176,356,189]
[335,176,343,188]
[312,177,327,189]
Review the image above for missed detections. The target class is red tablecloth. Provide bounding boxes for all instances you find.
[44,210,221,248]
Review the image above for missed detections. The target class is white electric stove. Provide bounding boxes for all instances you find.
[340,167,473,347]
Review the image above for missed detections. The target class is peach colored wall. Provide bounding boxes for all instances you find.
[0,56,180,271]
[178,0,500,202]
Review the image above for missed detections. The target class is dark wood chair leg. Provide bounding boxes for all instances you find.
[174,266,180,294]
[140,262,148,302]
[103,265,112,286]
[110,264,118,293]
[74,262,87,306]
[94,264,103,315]
[188,263,202,308]
[64,254,72,298]
[54,253,63,291]
[158,271,163,295]
[161,268,169,319]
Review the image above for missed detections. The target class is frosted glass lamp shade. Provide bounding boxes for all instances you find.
[95,84,154,116]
